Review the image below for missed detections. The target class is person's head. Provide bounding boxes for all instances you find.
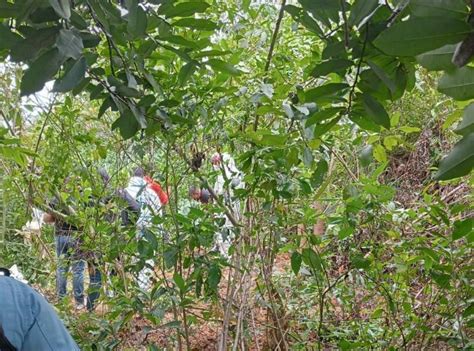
[189,186,201,201]
[133,167,145,178]
[200,188,211,204]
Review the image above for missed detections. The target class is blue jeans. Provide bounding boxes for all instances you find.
[0,276,80,350]
[86,260,102,311]
[55,235,85,304]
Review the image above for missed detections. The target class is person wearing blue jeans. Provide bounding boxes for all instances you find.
[0,271,80,350]
[55,235,85,308]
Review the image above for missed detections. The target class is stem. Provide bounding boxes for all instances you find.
[254,0,287,131]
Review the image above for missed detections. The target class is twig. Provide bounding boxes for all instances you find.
[254,0,287,132]
[347,23,369,116]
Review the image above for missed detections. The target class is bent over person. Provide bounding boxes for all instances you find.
[0,269,80,350]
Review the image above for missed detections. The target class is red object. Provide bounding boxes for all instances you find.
[144,176,169,205]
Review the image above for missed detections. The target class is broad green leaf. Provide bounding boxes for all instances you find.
[10,27,59,62]
[454,103,474,136]
[178,61,198,85]
[285,5,323,36]
[373,144,387,163]
[161,2,210,18]
[206,59,241,76]
[107,76,141,98]
[291,252,302,275]
[348,0,379,27]
[434,133,474,180]
[311,159,328,188]
[351,254,370,269]
[416,44,457,71]
[374,18,471,56]
[55,29,83,60]
[368,61,396,94]
[173,272,186,292]
[304,83,349,103]
[127,0,147,39]
[173,18,217,31]
[0,24,22,50]
[302,147,313,167]
[452,218,472,240]
[20,48,64,96]
[302,248,321,271]
[438,67,474,101]
[409,0,468,19]
[314,116,341,138]
[53,57,87,92]
[207,264,221,292]
[359,145,373,167]
[298,0,338,11]
[112,108,140,139]
[48,0,70,19]
[361,94,390,129]
[430,270,451,289]
[310,59,352,78]
[306,107,342,127]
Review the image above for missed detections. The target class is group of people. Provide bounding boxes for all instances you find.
[0,152,244,349]
[42,152,243,312]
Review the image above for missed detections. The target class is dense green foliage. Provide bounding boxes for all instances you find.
[0,0,473,350]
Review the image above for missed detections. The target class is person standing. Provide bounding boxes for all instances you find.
[43,186,85,310]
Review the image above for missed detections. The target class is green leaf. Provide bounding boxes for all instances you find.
[374,18,471,56]
[311,159,328,188]
[361,94,390,129]
[348,0,379,27]
[173,272,186,292]
[48,0,70,19]
[10,27,59,62]
[434,133,474,180]
[351,254,370,269]
[107,76,141,98]
[373,144,387,163]
[409,0,468,19]
[291,252,302,275]
[20,48,64,96]
[416,44,457,71]
[112,108,140,139]
[302,147,314,167]
[55,29,83,60]
[53,57,87,92]
[454,103,474,136]
[207,264,221,292]
[161,2,210,18]
[0,24,22,50]
[430,270,451,289]
[173,18,217,31]
[178,61,198,85]
[206,59,241,76]
[438,67,474,101]
[310,59,352,78]
[302,248,321,271]
[305,107,342,127]
[367,61,396,94]
[304,83,349,103]
[314,116,341,138]
[127,0,147,39]
[359,145,373,167]
[452,218,472,240]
